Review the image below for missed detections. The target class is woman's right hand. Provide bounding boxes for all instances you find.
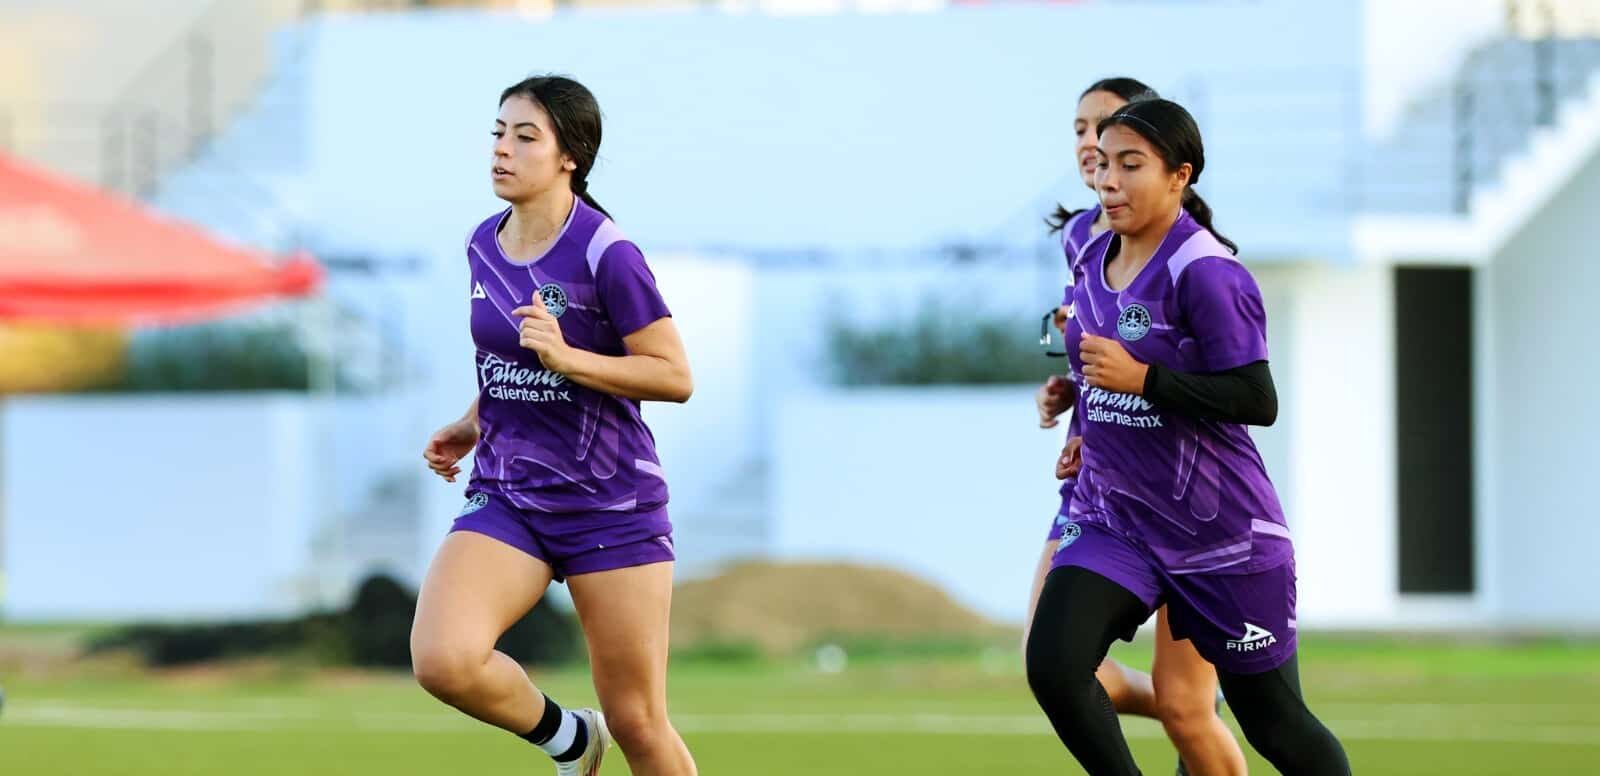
[1037,374,1075,428]
[423,419,480,483]
[1055,436,1084,480]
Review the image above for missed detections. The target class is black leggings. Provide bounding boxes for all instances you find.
[1025,566,1351,776]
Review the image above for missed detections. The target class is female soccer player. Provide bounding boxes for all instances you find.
[1027,98,1351,776]
[1031,78,1246,776]
[413,75,697,776]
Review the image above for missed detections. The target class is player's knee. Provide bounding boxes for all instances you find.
[1239,719,1298,766]
[410,643,485,703]
[603,700,671,754]
[1154,688,1214,741]
[1233,705,1318,766]
[1216,673,1316,765]
[1025,636,1096,702]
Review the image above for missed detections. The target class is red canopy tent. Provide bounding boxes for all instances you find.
[0,155,325,617]
[0,152,321,326]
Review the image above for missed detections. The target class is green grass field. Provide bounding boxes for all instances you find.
[3,636,1598,774]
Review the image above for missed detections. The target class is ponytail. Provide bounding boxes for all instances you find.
[1180,187,1237,254]
[1045,204,1083,234]
[573,177,612,220]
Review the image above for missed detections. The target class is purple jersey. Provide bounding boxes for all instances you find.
[1061,205,1102,293]
[1064,210,1292,575]
[465,198,672,519]
[1056,206,1101,502]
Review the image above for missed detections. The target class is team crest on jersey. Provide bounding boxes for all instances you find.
[1117,304,1152,342]
[459,492,490,516]
[537,283,568,317]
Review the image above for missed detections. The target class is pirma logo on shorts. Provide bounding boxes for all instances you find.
[1225,622,1277,653]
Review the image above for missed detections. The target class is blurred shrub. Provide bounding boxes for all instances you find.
[112,321,312,392]
[86,573,582,668]
[344,574,418,668]
[0,325,127,393]
[824,302,1057,386]
[86,617,339,667]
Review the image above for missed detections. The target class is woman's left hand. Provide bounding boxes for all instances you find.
[513,294,576,373]
[1079,333,1149,394]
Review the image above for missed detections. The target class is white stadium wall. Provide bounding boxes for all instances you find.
[169,3,1367,262]
[1277,262,1401,627]
[769,386,1066,622]
[2,395,324,620]
[762,261,1409,627]
[1479,144,1600,630]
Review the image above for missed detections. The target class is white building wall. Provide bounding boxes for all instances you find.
[1480,145,1600,629]
[765,260,1412,626]
[769,386,1063,622]
[1281,262,1400,626]
[1,395,321,620]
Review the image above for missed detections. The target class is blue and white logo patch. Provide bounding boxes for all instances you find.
[537,283,568,318]
[1117,304,1152,342]
[459,492,490,516]
[1055,519,1083,553]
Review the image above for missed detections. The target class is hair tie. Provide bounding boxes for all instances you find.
[1115,112,1164,139]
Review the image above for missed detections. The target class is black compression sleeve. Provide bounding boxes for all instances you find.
[1141,360,1278,426]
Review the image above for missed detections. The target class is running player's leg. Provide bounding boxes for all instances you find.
[569,559,696,776]
[410,530,555,731]
[1027,565,1153,776]
[1170,563,1349,776]
[1097,658,1159,719]
[1026,538,1159,718]
[1150,607,1246,776]
[1218,654,1349,776]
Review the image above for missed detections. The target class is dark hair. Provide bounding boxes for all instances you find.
[499,75,611,218]
[1096,98,1238,254]
[1047,77,1159,234]
[1080,77,1159,105]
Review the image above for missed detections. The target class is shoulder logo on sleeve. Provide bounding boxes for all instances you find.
[471,282,488,300]
[1117,303,1152,341]
[537,283,568,318]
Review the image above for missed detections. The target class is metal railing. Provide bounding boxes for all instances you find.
[1447,0,1600,212]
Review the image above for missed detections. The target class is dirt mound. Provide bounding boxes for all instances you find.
[671,561,998,655]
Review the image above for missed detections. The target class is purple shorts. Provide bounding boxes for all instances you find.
[1050,520,1297,674]
[449,491,675,582]
[1045,479,1079,542]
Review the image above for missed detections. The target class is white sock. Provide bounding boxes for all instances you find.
[537,709,583,759]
